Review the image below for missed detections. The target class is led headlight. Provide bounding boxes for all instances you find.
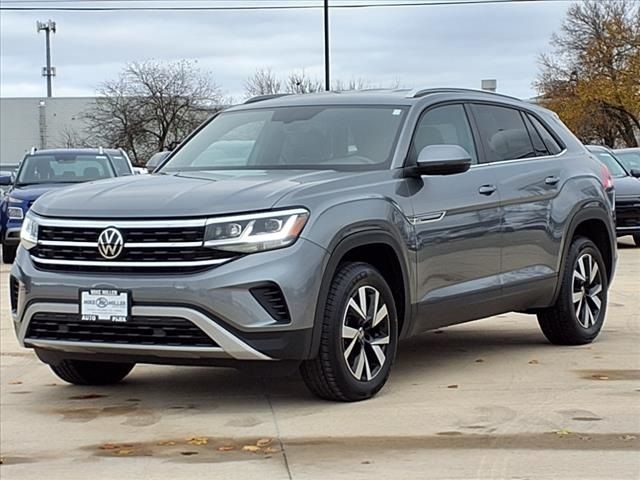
[7,206,24,219]
[20,213,39,250]
[204,208,309,253]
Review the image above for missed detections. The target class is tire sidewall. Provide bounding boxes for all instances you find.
[326,264,398,399]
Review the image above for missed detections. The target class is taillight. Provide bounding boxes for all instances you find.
[600,164,614,190]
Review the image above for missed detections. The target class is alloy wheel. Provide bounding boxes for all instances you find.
[572,253,603,329]
[341,285,391,381]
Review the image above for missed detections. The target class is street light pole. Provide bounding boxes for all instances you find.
[324,0,330,91]
[37,20,57,98]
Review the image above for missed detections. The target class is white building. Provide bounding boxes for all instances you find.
[0,97,96,165]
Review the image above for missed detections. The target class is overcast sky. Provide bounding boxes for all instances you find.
[0,0,571,100]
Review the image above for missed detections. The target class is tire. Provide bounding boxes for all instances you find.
[633,234,640,247]
[2,244,16,264]
[50,359,135,385]
[537,237,608,345]
[300,262,398,402]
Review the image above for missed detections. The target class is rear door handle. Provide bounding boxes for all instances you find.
[478,185,497,196]
[545,176,560,186]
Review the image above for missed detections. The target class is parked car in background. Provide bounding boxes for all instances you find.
[586,145,640,247]
[1,148,128,263]
[0,163,20,197]
[615,147,640,173]
[145,151,171,172]
[10,89,617,401]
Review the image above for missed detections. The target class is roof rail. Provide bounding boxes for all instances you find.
[406,87,520,101]
[98,146,104,154]
[30,147,37,155]
[244,93,291,105]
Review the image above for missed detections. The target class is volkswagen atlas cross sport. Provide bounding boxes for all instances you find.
[10,89,617,401]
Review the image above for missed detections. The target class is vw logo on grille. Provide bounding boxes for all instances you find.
[97,227,124,260]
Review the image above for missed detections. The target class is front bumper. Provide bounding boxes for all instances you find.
[10,238,328,363]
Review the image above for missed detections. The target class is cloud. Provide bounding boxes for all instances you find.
[0,1,569,99]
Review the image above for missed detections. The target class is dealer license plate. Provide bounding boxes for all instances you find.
[80,289,129,322]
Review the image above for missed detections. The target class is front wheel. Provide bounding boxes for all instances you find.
[537,237,608,345]
[49,359,135,385]
[300,262,398,402]
[2,243,17,264]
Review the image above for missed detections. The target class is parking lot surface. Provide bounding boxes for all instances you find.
[1,239,639,480]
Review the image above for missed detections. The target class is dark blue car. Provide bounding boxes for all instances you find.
[0,148,133,263]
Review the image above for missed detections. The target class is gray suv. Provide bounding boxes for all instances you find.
[10,89,617,401]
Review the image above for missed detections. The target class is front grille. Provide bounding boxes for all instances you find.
[26,312,218,348]
[32,221,236,273]
[250,284,291,323]
[616,197,640,228]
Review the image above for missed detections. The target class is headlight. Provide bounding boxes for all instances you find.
[7,207,24,220]
[20,214,38,250]
[204,208,309,253]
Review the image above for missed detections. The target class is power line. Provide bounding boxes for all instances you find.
[0,0,572,12]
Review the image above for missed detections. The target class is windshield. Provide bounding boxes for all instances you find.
[161,106,408,172]
[616,151,640,171]
[593,152,627,178]
[16,154,116,186]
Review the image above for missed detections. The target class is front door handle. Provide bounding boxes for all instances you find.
[545,176,560,186]
[478,185,497,196]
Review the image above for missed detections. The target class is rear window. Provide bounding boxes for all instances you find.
[16,154,115,185]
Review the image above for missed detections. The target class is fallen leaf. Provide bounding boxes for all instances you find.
[99,443,120,450]
[554,429,572,436]
[116,449,133,456]
[361,460,372,465]
[187,436,208,446]
[180,451,198,456]
[447,385,459,389]
[621,435,637,441]
[9,381,23,385]
[263,447,280,454]
[592,375,609,380]
[242,445,261,453]
[157,441,176,447]
[69,394,106,400]
[217,445,236,452]
[475,359,484,363]
[528,359,539,365]
[256,438,273,448]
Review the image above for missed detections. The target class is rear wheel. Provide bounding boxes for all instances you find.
[50,359,135,385]
[300,262,398,402]
[2,243,16,264]
[537,237,608,345]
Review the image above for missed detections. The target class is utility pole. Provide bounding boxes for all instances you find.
[324,0,330,91]
[37,20,57,97]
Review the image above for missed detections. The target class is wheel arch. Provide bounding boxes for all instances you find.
[308,228,413,359]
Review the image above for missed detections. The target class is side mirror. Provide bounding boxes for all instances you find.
[630,169,640,179]
[0,175,12,186]
[409,145,472,176]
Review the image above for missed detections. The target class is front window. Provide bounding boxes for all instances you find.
[593,152,627,178]
[161,106,408,172]
[16,154,116,186]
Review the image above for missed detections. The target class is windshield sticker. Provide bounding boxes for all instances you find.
[392,109,402,116]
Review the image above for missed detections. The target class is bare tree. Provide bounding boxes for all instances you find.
[84,60,223,164]
[285,70,323,94]
[244,68,282,98]
[57,125,92,148]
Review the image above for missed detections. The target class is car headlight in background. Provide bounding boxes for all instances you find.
[7,207,24,220]
[20,214,38,250]
[204,208,309,253]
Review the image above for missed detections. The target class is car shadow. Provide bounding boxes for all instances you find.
[26,316,559,410]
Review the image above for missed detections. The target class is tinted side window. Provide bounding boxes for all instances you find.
[522,114,549,156]
[472,104,535,162]
[110,155,133,176]
[412,104,477,164]
[527,114,563,155]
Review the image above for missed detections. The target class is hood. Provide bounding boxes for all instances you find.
[31,170,350,218]
[613,175,640,197]
[8,183,73,202]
